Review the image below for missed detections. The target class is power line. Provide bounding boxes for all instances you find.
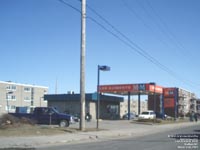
[138,0,194,63]
[84,2,196,86]
[76,1,180,79]
[120,0,173,52]
[146,0,187,51]
[141,0,197,85]
[57,0,199,88]
[58,0,81,13]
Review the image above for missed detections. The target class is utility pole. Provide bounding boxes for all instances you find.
[80,0,86,131]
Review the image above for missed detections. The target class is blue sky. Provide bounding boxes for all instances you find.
[0,0,200,97]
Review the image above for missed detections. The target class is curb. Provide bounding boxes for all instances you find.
[0,121,199,149]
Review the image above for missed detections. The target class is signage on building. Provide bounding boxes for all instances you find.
[99,83,163,94]
[138,84,146,91]
[163,88,178,108]
[100,84,148,93]
[146,84,163,94]
[164,98,175,108]
[163,88,176,96]
[99,84,134,93]
[92,92,97,100]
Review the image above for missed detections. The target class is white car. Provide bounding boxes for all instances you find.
[138,110,156,120]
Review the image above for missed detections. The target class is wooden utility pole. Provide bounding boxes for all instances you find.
[80,0,86,131]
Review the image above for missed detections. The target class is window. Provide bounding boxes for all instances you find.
[142,112,149,115]
[24,87,31,92]
[6,105,16,112]
[106,105,119,114]
[6,95,16,101]
[24,97,31,101]
[6,85,17,91]
[44,90,48,94]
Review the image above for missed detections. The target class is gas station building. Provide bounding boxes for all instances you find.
[44,83,198,120]
[100,83,198,119]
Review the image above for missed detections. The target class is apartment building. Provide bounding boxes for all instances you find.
[0,81,48,114]
[149,87,198,118]
[178,88,197,116]
[197,99,200,114]
[120,99,148,117]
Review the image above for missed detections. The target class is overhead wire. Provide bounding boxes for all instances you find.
[85,1,198,88]
[85,4,180,78]
[145,0,194,61]
[120,0,171,49]
[136,0,193,64]
[58,0,81,13]
[136,0,197,86]
[134,0,194,66]
[121,0,197,87]
[57,0,198,88]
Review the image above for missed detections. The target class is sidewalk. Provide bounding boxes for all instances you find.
[0,120,199,149]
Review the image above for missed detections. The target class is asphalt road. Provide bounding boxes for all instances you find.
[38,124,200,150]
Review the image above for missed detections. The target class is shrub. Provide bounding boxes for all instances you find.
[0,114,20,128]
[137,119,162,123]
[185,112,191,117]
[0,114,35,129]
[20,117,36,125]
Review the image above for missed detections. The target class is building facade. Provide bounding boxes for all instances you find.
[178,88,197,117]
[44,93,124,120]
[197,99,200,114]
[0,81,48,114]
[120,99,148,116]
[148,87,198,118]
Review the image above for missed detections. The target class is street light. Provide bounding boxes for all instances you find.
[97,65,110,129]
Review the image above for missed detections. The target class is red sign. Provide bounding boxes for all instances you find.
[146,84,163,94]
[163,88,176,96]
[164,98,175,108]
[99,83,163,94]
[99,84,134,93]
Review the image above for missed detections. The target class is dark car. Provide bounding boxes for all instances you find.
[122,112,135,120]
[155,112,171,119]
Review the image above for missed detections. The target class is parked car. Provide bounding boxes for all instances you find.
[156,112,165,119]
[122,112,136,120]
[156,112,171,119]
[138,110,156,120]
[9,107,74,127]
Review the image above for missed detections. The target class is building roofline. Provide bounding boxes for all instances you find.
[44,93,124,102]
[178,87,195,94]
[0,81,48,89]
